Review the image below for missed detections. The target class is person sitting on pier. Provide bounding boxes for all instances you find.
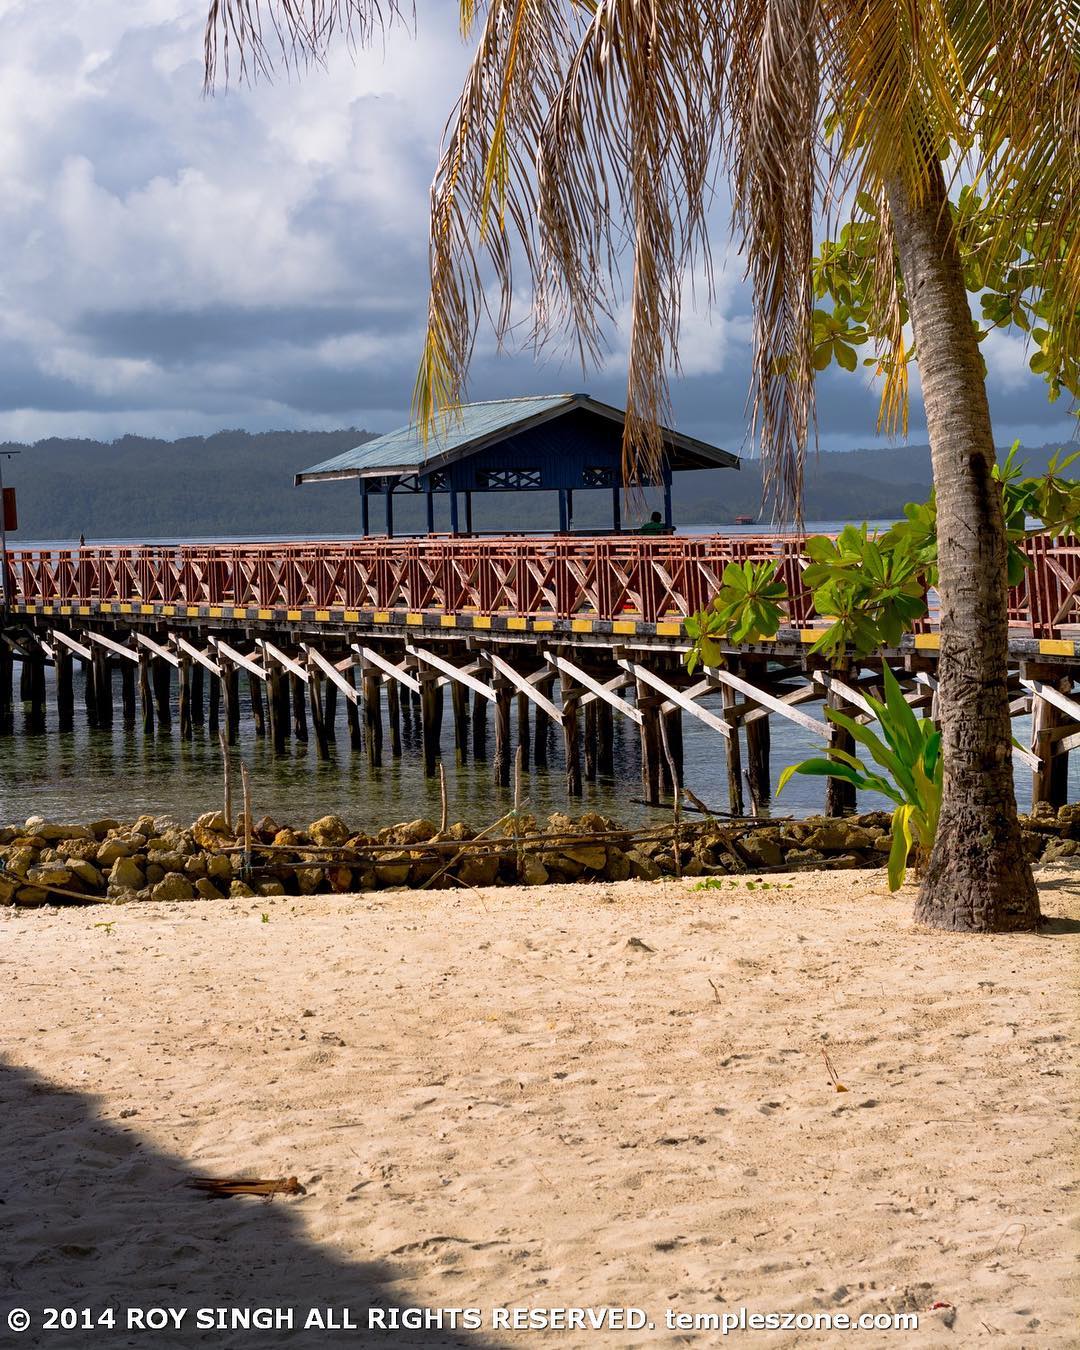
[638,511,673,536]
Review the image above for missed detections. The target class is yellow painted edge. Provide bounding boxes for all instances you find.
[286,609,302,621]
[1038,638,1073,656]
[78,605,90,616]
[655,621,682,637]
[233,606,247,619]
[344,610,359,623]
[59,605,71,615]
[313,608,329,622]
[507,616,527,631]
[440,614,458,627]
[140,604,155,615]
[533,620,554,632]
[472,615,492,629]
[406,612,423,626]
[914,633,940,651]
[258,608,273,620]
[209,607,222,619]
[119,602,132,614]
[43,604,54,615]
[612,620,636,635]
[24,602,36,612]
[374,611,390,623]
[800,628,828,644]
[186,604,200,617]
[571,619,593,633]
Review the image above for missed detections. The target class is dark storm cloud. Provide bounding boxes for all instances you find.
[75,302,417,363]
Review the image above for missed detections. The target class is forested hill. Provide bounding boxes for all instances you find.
[3,429,1072,541]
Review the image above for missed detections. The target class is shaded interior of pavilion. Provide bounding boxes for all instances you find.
[294,393,739,538]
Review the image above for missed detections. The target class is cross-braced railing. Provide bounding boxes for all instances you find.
[7,534,1080,636]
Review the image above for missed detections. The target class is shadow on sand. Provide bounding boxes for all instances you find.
[0,1060,504,1350]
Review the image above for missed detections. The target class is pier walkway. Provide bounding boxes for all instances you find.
[4,533,1080,816]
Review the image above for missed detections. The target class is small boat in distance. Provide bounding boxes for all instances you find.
[734,514,756,525]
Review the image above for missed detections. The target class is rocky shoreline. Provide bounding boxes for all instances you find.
[2,801,1076,907]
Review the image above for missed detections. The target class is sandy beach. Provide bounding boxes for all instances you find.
[1,868,1076,1347]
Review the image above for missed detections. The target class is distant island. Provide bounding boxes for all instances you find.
[4,428,1070,541]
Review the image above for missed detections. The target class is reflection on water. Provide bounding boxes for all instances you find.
[0,664,1053,829]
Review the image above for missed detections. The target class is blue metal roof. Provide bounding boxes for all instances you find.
[297,395,578,480]
[294,392,738,483]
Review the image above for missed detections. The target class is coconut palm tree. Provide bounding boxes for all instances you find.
[204,0,1079,932]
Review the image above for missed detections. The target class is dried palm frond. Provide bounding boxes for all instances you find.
[188,1175,306,1199]
[204,0,1080,522]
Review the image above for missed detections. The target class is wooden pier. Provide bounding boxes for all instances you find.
[3,533,1080,815]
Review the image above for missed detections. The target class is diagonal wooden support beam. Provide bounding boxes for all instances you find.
[812,670,877,719]
[212,637,267,681]
[618,658,730,739]
[482,650,562,722]
[1020,677,1080,724]
[354,644,420,694]
[51,629,93,662]
[84,630,139,663]
[406,643,496,703]
[544,651,642,725]
[135,631,180,668]
[258,639,308,682]
[172,635,221,678]
[704,664,829,738]
[304,644,359,703]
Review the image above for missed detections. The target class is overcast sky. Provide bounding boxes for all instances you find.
[0,0,1072,453]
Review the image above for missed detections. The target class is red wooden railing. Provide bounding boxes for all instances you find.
[6,534,1080,637]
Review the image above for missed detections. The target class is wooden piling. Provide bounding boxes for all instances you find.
[420,673,440,776]
[25,648,47,733]
[345,666,363,752]
[55,646,74,731]
[1030,671,1073,810]
[745,711,771,814]
[308,670,331,761]
[224,662,241,746]
[636,679,661,807]
[720,681,744,816]
[248,671,265,737]
[178,658,193,740]
[93,650,112,729]
[493,681,512,788]
[290,672,308,743]
[559,672,582,798]
[386,678,402,758]
[824,673,856,817]
[207,671,220,735]
[152,657,171,731]
[452,681,470,761]
[660,707,683,794]
[533,674,555,767]
[364,668,383,768]
[0,642,12,734]
[583,699,597,783]
[191,663,205,728]
[120,660,136,725]
[323,678,337,743]
[516,691,530,771]
[138,652,153,734]
[267,665,287,753]
[596,701,614,777]
[471,687,488,759]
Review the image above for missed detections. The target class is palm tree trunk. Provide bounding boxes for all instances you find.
[884,160,1040,932]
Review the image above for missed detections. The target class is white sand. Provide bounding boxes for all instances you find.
[1,868,1076,1347]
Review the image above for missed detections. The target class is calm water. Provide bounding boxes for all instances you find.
[0,523,1054,827]
[0,661,1049,830]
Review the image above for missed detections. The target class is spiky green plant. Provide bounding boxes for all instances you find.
[777,665,942,891]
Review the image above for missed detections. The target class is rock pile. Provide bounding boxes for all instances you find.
[0,803,1070,907]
